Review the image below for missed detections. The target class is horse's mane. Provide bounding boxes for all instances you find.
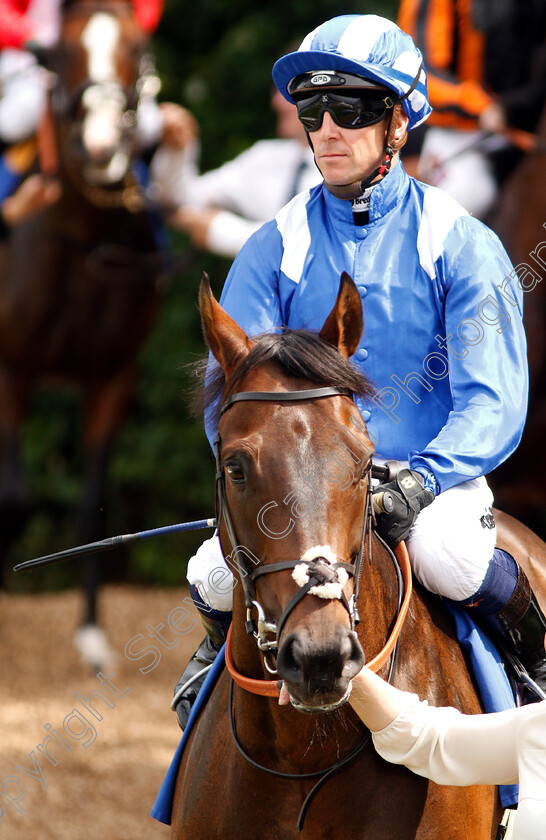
[192,329,376,424]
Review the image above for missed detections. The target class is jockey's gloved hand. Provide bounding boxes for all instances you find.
[373,468,435,547]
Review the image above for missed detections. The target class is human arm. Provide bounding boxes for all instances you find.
[168,206,265,258]
[0,174,60,231]
[349,666,521,787]
[409,209,528,493]
[151,126,312,256]
[152,102,264,254]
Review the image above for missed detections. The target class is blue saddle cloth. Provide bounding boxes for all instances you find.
[151,646,227,825]
[151,605,518,825]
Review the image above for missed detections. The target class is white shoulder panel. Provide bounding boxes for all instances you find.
[417,186,469,280]
[276,191,312,284]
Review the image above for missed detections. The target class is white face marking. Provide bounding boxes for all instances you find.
[82,12,120,81]
[80,13,130,180]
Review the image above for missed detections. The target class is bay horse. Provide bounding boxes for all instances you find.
[170,273,503,839]
[0,0,163,668]
[487,103,546,528]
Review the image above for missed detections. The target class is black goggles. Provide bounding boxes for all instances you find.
[295,90,395,132]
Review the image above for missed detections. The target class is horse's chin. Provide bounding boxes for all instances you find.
[287,681,353,714]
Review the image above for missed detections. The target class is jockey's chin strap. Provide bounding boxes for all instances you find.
[214,385,413,695]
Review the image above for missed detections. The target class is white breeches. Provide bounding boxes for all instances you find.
[406,476,496,600]
[418,127,500,219]
[0,50,48,144]
[187,477,497,612]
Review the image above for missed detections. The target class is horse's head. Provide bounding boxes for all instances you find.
[50,0,152,187]
[200,272,377,713]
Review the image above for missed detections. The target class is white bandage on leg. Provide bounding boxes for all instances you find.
[406,477,496,601]
[186,534,234,612]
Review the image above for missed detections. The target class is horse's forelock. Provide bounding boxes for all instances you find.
[191,330,375,424]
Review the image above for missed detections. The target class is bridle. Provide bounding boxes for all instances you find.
[214,383,413,831]
[214,385,413,693]
[215,387,364,665]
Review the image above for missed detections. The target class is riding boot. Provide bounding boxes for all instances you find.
[493,567,546,697]
[463,549,546,700]
[172,586,232,730]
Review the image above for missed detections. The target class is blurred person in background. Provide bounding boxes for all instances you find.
[151,85,320,259]
[397,0,546,218]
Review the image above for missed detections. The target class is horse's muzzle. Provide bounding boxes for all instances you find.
[276,625,364,712]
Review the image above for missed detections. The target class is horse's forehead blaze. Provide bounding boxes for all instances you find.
[82,12,121,81]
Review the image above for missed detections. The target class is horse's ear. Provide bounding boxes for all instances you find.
[199,273,252,375]
[319,272,363,357]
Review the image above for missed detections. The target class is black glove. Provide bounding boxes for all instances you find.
[373,468,435,547]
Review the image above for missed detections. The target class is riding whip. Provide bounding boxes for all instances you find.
[13,518,216,572]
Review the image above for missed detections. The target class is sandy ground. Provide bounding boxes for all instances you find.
[0,585,204,839]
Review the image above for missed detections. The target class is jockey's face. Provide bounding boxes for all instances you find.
[308,105,408,189]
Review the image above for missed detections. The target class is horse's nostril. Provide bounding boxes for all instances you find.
[277,635,305,684]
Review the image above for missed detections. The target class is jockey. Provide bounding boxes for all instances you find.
[0,0,164,230]
[173,14,546,728]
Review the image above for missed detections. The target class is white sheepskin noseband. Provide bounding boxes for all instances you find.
[292,545,349,600]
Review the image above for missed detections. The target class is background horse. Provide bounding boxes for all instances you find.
[487,104,546,531]
[170,274,502,839]
[0,0,164,668]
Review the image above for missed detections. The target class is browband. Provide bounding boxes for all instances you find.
[220,386,353,416]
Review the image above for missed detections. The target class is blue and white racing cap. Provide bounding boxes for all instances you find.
[273,14,432,131]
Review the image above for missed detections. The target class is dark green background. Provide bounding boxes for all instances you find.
[5,1,399,591]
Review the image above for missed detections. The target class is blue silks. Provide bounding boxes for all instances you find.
[0,154,25,204]
[130,158,170,254]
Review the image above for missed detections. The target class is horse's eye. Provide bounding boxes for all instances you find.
[360,460,371,481]
[226,463,245,485]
